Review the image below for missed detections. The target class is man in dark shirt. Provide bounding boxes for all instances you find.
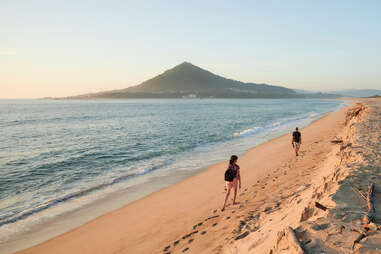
[292,127,302,156]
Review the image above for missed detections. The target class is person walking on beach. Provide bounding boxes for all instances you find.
[222,155,241,211]
[292,127,302,156]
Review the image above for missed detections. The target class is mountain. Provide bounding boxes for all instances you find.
[293,89,318,94]
[293,89,344,98]
[331,89,381,98]
[67,62,338,99]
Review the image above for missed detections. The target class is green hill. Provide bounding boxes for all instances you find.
[67,62,337,99]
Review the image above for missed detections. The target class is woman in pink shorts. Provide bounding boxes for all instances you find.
[222,155,241,211]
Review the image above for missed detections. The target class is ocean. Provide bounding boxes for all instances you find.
[0,98,344,251]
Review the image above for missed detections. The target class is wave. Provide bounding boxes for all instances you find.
[233,126,263,137]
[233,111,325,138]
[0,160,169,228]
[0,115,96,128]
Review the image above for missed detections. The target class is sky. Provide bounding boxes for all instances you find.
[1,0,380,98]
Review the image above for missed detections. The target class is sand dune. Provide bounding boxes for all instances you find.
[227,100,381,254]
[17,99,381,254]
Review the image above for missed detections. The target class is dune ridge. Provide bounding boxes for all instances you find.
[229,100,381,254]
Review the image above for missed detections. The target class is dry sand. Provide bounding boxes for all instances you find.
[17,99,381,254]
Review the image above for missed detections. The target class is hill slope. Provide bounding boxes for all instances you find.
[331,89,381,98]
[68,62,337,99]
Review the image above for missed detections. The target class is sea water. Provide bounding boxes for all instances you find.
[0,98,344,251]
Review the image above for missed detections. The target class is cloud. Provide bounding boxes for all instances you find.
[0,49,16,56]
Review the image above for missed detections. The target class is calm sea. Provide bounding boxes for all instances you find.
[0,98,344,249]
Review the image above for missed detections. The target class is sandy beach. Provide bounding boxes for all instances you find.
[16,99,381,254]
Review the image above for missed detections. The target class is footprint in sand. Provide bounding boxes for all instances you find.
[174,240,180,246]
[188,239,193,243]
[205,215,219,221]
[263,206,272,213]
[226,216,231,220]
[235,231,250,240]
[201,231,207,235]
[212,223,218,227]
[182,233,192,240]
[164,245,170,252]
[182,247,189,252]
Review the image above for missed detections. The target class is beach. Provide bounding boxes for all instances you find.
[3,1,380,253]
[14,98,381,253]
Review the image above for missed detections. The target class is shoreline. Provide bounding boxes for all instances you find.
[0,100,346,254]
[12,100,356,254]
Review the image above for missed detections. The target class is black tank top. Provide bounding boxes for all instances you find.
[293,131,301,142]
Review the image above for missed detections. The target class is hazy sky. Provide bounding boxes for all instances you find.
[1,1,380,98]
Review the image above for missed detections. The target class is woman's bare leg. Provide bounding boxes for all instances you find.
[233,185,238,204]
[222,188,231,211]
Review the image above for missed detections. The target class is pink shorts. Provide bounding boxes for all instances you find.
[226,178,237,190]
